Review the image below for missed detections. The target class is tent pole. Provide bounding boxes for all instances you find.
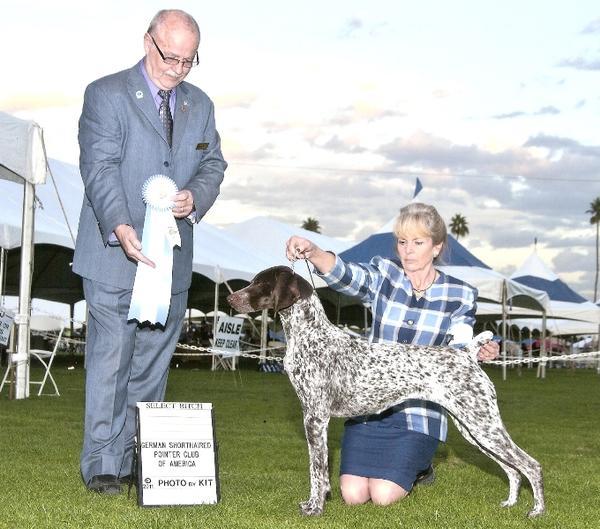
[528,328,533,368]
[538,313,547,379]
[597,323,600,375]
[212,280,219,343]
[0,246,5,300]
[501,280,507,381]
[14,181,36,399]
[260,309,268,363]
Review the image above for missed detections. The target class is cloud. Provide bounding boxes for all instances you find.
[493,111,527,119]
[378,131,536,176]
[327,105,406,126]
[558,56,600,71]
[523,134,600,158]
[339,17,389,39]
[535,106,560,115]
[492,106,560,119]
[339,17,363,38]
[319,135,367,154]
[582,18,600,34]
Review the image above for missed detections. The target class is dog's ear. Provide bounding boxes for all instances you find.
[272,268,313,313]
[292,273,313,301]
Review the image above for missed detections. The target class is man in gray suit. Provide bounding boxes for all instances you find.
[73,9,226,494]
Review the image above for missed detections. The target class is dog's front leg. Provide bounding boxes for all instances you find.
[299,412,330,516]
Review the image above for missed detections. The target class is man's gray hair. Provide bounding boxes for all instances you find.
[147,9,200,39]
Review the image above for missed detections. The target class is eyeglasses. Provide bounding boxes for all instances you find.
[148,33,199,69]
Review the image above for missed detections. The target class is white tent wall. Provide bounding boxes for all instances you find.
[225,216,356,288]
[0,112,50,399]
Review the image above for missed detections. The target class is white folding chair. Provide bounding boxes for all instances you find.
[0,315,64,396]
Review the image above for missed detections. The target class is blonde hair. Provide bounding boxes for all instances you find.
[393,203,447,260]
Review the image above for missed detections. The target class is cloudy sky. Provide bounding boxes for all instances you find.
[3,0,600,301]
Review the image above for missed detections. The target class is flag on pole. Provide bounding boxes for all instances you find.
[413,177,423,199]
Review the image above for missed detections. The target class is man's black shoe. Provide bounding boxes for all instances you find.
[414,465,435,486]
[87,474,122,495]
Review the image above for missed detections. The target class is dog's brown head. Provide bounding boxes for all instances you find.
[227,266,313,314]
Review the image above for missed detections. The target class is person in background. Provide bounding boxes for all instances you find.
[73,9,226,494]
[286,202,498,506]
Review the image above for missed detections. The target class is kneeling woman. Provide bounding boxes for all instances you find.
[286,202,498,505]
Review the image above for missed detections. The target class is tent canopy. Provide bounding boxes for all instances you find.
[337,222,548,311]
[340,232,491,269]
[511,251,587,303]
[511,250,600,324]
[225,216,355,287]
[0,112,48,186]
[0,158,275,290]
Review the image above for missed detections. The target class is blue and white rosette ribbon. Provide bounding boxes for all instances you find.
[128,175,181,326]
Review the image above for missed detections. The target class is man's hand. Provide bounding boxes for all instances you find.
[114,224,155,267]
[477,340,499,361]
[172,189,195,219]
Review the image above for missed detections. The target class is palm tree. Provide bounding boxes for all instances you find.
[449,213,469,240]
[301,217,321,234]
[587,197,600,302]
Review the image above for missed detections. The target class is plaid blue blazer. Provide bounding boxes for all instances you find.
[318,255,477,441]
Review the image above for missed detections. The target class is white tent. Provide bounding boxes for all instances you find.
[193,221,272,283]
[510,250,600,325]
[0,112,50,399]
[1,158,272,287]
[225,216,355,287]
[499,318,599,336]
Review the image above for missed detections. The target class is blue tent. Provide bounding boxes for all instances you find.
[340,232,491,269]
[511,251,586,303]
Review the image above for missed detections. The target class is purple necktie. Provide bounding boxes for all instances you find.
[158,89,173,147]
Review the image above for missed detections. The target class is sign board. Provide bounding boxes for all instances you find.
[136,402,219,506]
[213,316,244,353]
[0,307,14,347]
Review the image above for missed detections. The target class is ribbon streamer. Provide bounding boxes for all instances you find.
[128,175,181,326]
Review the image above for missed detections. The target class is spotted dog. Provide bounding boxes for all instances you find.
[227,266,545,518]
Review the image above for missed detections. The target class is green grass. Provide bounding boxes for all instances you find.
[1,364,599,529]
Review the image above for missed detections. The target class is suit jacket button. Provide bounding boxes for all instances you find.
[164,161,170,167]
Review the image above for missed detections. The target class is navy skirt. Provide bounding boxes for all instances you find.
[340,417,439,491]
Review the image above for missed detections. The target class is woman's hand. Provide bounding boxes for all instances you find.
[285,236,336,274]
[477,340,499,361]
[286,236,319,261]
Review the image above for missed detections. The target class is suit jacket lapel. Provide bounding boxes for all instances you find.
[172,83,190,153]
[127,64,167,144]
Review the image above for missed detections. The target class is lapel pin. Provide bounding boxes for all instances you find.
[136,90,144,99]
[181,100,189,112]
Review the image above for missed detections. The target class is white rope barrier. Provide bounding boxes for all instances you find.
[19,310,600,368]
[482,350,600,366]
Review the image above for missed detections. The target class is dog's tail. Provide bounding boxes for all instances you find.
[464,330,494,359]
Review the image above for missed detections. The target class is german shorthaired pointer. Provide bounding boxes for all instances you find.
[227,266,545,518]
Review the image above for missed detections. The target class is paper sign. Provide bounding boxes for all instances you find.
[0,307,14,347]
[213,316,244,353]
[136,402,219,506]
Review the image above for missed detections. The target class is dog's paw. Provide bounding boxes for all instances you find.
[299,498,324,516]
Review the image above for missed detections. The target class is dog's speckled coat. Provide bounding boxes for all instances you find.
[227,266,545,518]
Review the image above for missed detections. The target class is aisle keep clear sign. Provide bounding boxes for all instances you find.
[136,402,219,506]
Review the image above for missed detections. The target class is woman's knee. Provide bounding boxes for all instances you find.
[369,479,409,506]
[340,474,370,505]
